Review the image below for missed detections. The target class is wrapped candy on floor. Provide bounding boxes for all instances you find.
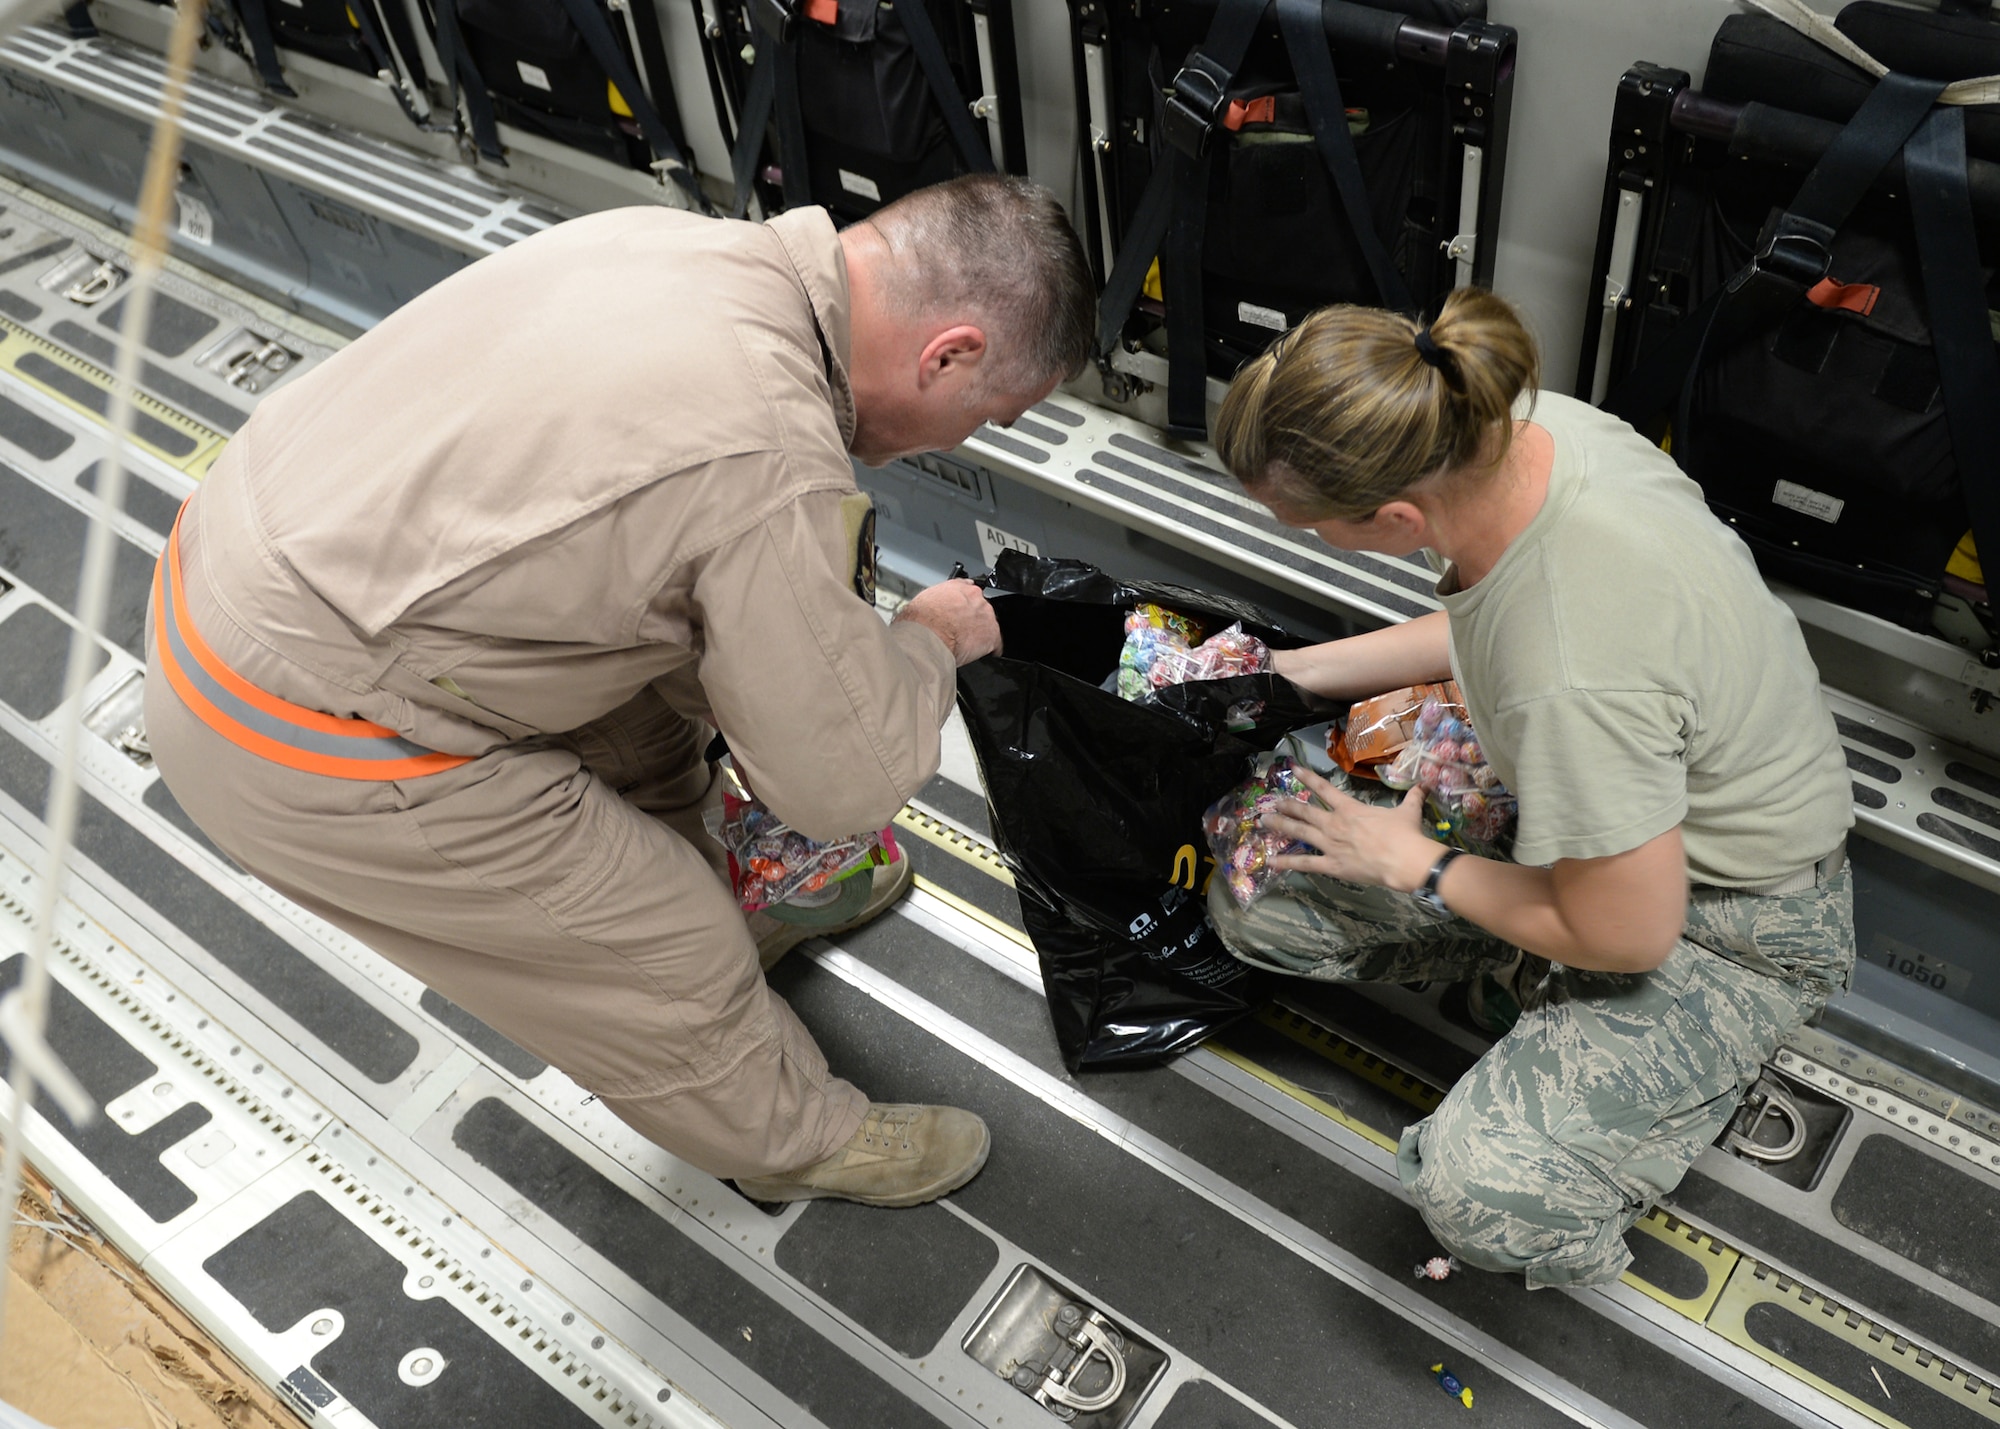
[1379,695,1518,856]
[706,762,902,914]
[1202,756,1313,908]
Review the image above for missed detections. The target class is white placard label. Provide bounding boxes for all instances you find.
[1771,479,1844,524]
[516,61,552,91]
[1237,301,1288,332]
[838,168,882,201]
[175,192,213,247]
[976,521,1038,569]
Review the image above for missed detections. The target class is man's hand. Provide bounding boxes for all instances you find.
[1264,765,1440,893]
[896,578,1002,665]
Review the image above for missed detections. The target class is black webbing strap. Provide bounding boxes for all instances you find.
[726,24,814,216]
[551,0,708,206]
[432,0,507,161]
[1274,0,1411,313]
[892,0,995,172]
[230,0,298,96]
[1906,104,2000,593]
[729,27,779,217]
[59,2,95,37]
[1097,0,1270,433]
[1604,71,1945,453]
[772,24,812,208]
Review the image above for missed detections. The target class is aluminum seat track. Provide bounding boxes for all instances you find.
[0,178,1997,1429]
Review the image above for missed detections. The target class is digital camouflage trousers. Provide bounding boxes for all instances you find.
[1206,805,1854,1289]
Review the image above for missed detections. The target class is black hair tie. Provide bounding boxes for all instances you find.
[1413,327,1462,390]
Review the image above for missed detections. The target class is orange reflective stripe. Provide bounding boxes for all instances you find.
[163,522,403,741]
[154,508,474,781]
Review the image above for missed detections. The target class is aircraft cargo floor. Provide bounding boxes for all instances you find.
[1,176,1999,1429]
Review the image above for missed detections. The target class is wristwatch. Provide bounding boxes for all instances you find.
[1413,848,1464,918]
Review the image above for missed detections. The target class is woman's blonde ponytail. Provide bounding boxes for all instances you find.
[1214,289,1541,520]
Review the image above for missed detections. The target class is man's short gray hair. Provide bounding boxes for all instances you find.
[869,174,1097,389]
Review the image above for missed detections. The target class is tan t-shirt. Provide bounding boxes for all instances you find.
[1437,391,1852,886]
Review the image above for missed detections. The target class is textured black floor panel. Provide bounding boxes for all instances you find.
[1151,1379,1277,1428]
[1670,1166,2000,1376]
[450,1096,942,1429]
[77,461,183,536]
[836,909,1793,1429]
[771,959,1576,1429]
[0,461,156,655]
[0,602,105,719]
[419,989,545,1080]
[51,320,248,432]
[775,1197,998,1357]
[0,390,71,459]
[13,352,195,457]
[899,828,1022,927]
[0,726,420,1083]
[95,291,219,358]
[0,290,40,322]
[1210,1013,1420,1146]
[1833,1134,2000,1304]
[917,776,992,841]
[204,1191,595,1429]
[0,954,207,1221]
[1743,1301,1989,1429]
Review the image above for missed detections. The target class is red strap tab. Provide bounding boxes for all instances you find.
[805,0,837,23]
[1223,96,1277,130]
[1806,278,1880,316]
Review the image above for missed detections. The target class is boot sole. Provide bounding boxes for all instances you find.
[735,1124,991,1209]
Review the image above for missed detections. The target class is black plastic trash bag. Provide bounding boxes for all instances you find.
[956,553,1327,1071]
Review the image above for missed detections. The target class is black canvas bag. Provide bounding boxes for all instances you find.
[432,0,706,201]
[1082,0,1507,436]
[726,0,1007,221]
[228,0,437,132]
[1604,6,2000,628]
[956,553,1326,1071]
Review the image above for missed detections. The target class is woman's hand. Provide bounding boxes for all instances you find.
[1263,765,1443,893]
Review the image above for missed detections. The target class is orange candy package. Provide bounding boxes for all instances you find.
[1330,680,1465,776]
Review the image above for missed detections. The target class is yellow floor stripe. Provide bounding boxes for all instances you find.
[911,874,1036,952]
[1258,1005,1442,1116]
[1204,1040,1401,1153]
[1707,1259,2000,1428]
[893,806,1015,887]
[1621,1208,1738,1322]
[0,315,225,473]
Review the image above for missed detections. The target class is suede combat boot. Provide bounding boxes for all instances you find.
[751,857,914,971]
[734,1103,991,1208]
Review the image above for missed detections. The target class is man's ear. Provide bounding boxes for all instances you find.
[917,324,988,390]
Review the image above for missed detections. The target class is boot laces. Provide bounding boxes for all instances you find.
[860,1106,919,1150]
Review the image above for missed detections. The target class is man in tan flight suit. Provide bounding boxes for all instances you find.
[144,175,1095,1206]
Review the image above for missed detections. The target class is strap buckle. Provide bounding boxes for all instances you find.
[1163,54,1231,159]
[749,0,795,43]
[1744,226,1834,291]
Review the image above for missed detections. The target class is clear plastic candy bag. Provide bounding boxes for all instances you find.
[1379,696,1516,856]
[706,762,902,914]
[1116,602,1274,704]
[1202,755,1312,909]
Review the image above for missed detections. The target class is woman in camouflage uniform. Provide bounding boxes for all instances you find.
[1208,288,1855,1288]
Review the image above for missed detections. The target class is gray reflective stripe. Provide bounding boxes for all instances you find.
[158,553,443,764]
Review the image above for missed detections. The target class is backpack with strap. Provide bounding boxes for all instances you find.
[1077,0,1513,438]
[1601,2,2000,639]
[431,0,709,204]
[725,0,1017,221]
